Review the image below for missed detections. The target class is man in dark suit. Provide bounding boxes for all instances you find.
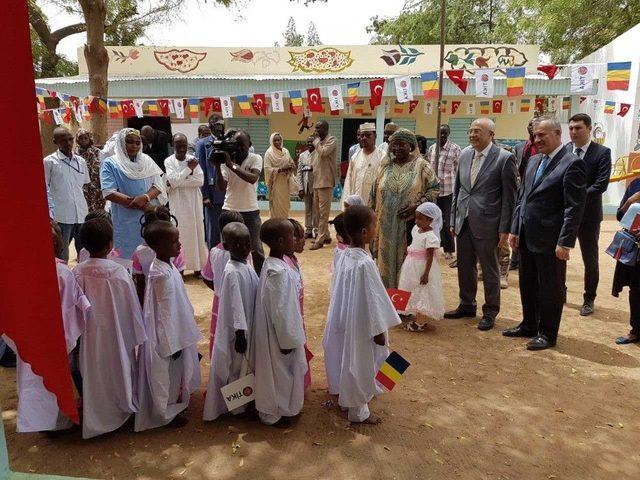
[504,117,586,350]
[567,113,612,316]
[445,118,518,331]
[141,125,170,172]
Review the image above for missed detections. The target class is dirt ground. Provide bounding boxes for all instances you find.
[2,213,640,480]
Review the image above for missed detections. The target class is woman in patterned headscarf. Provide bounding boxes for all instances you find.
[100,128,168,259]
[370,128,440,288]
[75,128,105,212]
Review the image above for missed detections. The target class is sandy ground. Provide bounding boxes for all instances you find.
[2,213,640,480]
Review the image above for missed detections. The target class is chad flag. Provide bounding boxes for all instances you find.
[376,351,411,391]
[237,95,252,116]
[289,90,303,113]
[421,71,439,99]
[187,98,200,119]
[347,82,360,105]
[506,67,525,97]
[604,101,616,114]
[607,61,631,91]
[479,100,490,115]
[108,100,120,119]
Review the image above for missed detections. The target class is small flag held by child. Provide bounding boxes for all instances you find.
[386,288,411,311]
[376,351,411,391]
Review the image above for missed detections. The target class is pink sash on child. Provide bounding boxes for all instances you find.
[406,247,427,260]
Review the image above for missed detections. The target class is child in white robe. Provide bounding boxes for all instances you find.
[73,217,146,439]
[253,219,308,426]
[203,222,258,421]
[324,205,401,424]
[135,220,202,431]
[328,213,350,295]
[77,210,121,264]
[132,206,186,305]
[12,221,89,433]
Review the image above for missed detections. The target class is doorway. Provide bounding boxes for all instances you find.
[127,116,173,138]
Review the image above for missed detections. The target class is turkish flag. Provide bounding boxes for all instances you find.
[369,78,385,109]
[446,70,468,94]
[42,110,53,125]
[250,102,261,116]
[408,100,419,113]
[537,64,559,80]
[330,109,340,116]
[307,88,323,112]
[451,100,461,114]
[212,97,222,112]
[202,97,215,117]
[387,289,412,311]
[157,99,170,116]
[254,93,268,116]
[0,0,79,424]
[492,99,503,113]
[62,107,73,124]
[618,103,631,117]
[535,97,545,113]
[120,99,136,118]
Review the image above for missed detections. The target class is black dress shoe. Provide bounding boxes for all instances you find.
[443,308,476,319]
[526,334,556,351]
[502,325,537,338]
[580,300,594,316]
[477,315,495,331]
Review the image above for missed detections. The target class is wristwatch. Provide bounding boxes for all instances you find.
[232,164,238,171]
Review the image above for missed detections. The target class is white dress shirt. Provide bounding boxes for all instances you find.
[44,150,90,224]
[572,140,590,159]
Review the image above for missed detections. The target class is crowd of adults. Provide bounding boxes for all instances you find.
[2,110,637,369]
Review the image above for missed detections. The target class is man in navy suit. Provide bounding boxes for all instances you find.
[504,117,586,350]
[567,114,612,316]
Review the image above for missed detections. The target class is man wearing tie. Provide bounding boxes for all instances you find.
[567,114,612,316]
[446,118,518,331]
[505,117,586,350]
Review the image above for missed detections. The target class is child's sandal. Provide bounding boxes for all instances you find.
[404,321,424,332]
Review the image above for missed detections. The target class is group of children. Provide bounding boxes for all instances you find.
[12,195,447,435]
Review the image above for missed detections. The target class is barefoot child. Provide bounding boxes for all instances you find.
[203,222,258,421]
[253,219,308,426]
[284,218,313,389]
[132,206,186,304]
[202,210,252,356]
[73,217,146,438]
[135,220,202,431]
[398,202,445,331]
[11,221,89,433]
[324,205,401,423]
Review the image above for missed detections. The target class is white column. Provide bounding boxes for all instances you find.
[375,103,385,146]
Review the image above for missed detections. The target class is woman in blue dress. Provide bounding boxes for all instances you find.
[100,128,168,259]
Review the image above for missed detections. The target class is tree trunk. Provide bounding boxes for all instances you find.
[79,0,109,144]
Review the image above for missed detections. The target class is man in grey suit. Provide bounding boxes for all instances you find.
[445,118,518,331]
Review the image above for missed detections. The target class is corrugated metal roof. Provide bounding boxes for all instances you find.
[35,75,597,98]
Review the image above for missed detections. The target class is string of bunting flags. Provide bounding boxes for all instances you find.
[35,60,633,125]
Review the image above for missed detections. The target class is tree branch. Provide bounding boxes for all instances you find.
[28,0,54,47]
[51,22,87,43]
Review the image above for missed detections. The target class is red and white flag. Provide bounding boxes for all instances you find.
[270,92,284,112]
[327,85,344,111]
[618,103,631,117]
[451,100,461,114]
[120,99,136,118]
[307,88,323,112]
[157,99,170,116]
[492,99,503,113]
[408,100,419,113]
[369,78,385,109]
[254,93,268,115]
[386,289,412,311]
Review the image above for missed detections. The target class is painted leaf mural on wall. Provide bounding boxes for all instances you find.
[287,48,354,73]
[153,49,207,73]
[444,47,529,72]
[380,45,425,66]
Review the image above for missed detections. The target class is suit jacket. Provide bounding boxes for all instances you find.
[451,144,518,239]
[142,129,170,172]
[567,141,611,223]
[511,145,586,254]
[312,135,338,189]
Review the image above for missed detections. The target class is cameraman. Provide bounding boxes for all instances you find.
[215,130,265,258]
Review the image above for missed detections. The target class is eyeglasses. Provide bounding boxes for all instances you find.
[125,139,142,145]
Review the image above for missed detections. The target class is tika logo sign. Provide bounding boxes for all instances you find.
[220,373,255,411]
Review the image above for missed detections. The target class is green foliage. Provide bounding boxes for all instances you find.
[368,0,640,63]
[283,17,305,46]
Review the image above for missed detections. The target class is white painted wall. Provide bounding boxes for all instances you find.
[577,23,640,207]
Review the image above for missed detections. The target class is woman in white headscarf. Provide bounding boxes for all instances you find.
[398,201,445,330]
[263,132,296,219]
[100,128,168,259]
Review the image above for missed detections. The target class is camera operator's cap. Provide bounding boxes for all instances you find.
[359,122,376,132]
[214,119,225,125]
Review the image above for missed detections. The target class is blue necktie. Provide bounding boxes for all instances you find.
[534,155,549,184]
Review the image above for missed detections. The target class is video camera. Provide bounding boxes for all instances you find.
[209,129,238,165]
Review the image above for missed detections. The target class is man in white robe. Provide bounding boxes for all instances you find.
[73,257,147,439]
[135,258,202,431]
[324,247,401,422]
[165,133,208,273]
[9,258,89,433]
[203,223,258,421]
[341,123,383,207]
[253,256,307,425]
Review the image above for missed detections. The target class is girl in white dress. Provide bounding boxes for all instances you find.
[398,202,445,331]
